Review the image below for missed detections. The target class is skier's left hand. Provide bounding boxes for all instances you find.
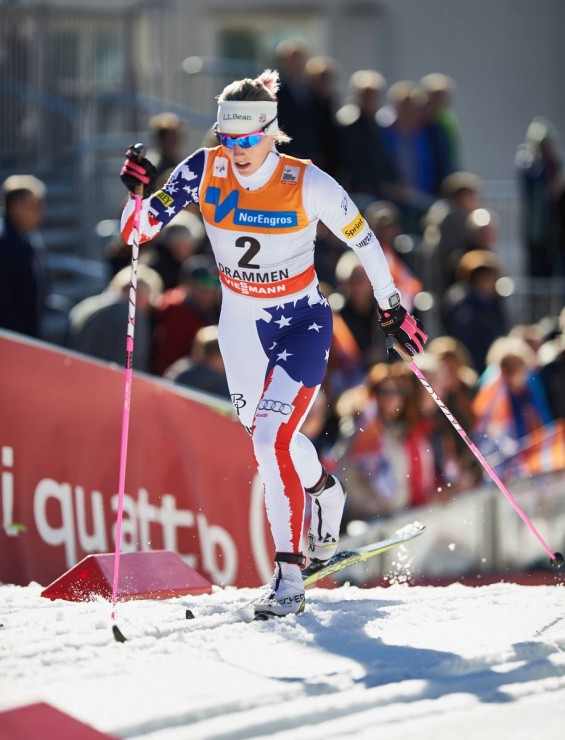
[378,304,428,358]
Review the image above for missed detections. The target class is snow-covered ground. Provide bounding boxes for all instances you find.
[1,576,565,739]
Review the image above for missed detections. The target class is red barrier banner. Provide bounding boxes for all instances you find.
[0,332,274,588]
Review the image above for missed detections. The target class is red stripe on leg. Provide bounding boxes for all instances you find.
[274,385,316,552]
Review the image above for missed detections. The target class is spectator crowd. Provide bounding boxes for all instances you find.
[1,38,564,529]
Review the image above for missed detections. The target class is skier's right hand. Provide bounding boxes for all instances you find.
[120,144,158,198]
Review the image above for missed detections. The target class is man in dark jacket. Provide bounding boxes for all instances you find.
[336,70,400,210]
[0,175,48,337]
[539,308,565,420]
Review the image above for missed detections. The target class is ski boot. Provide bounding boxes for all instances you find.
[254,552,306,620]
[307,471,346,563]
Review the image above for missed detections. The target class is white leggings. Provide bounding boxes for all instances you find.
[218,286,333,553]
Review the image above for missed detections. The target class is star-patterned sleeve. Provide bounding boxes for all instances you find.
[121,148,207,245]
[303,164,398,308]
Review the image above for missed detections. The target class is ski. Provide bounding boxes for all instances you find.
[113,521,425,640]
[218,521,426,619]
[302,520,426,586]
[251,522,426,622]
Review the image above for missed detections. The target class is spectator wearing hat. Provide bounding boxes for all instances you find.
[472,336,554,480]
[421,171,482,300]
[443,250,508,373]
[68,265,163,371]
[152,254,221,376]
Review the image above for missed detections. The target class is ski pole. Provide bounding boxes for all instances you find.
[388,339,564,569]
[111,143,146,632]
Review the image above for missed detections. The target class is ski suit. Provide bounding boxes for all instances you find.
[121,147,397,554]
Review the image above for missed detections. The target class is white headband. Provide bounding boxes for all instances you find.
[216,100,279,135]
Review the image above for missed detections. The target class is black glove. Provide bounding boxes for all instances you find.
[378,304,428,358]
[120,144,158,198]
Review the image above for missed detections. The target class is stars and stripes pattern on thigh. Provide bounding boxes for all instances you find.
[255,288,333,389]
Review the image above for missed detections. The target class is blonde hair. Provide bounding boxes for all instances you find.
[349,69,386,95]
[305,55,338,81]
[387,81,426,107]
[420,72,456,95]
[217,69,290,144]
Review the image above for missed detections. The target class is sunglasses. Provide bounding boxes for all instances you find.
[214,115,277,149]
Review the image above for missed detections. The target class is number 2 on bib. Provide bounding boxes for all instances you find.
[236,235,261,269]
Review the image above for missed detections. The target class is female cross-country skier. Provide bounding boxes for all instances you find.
[119,69,427,618]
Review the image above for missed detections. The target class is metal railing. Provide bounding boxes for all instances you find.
[0,2,215,258]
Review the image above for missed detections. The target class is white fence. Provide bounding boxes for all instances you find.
[338,469,565,584]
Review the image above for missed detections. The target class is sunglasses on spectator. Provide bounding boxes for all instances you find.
[214,116,277,149]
